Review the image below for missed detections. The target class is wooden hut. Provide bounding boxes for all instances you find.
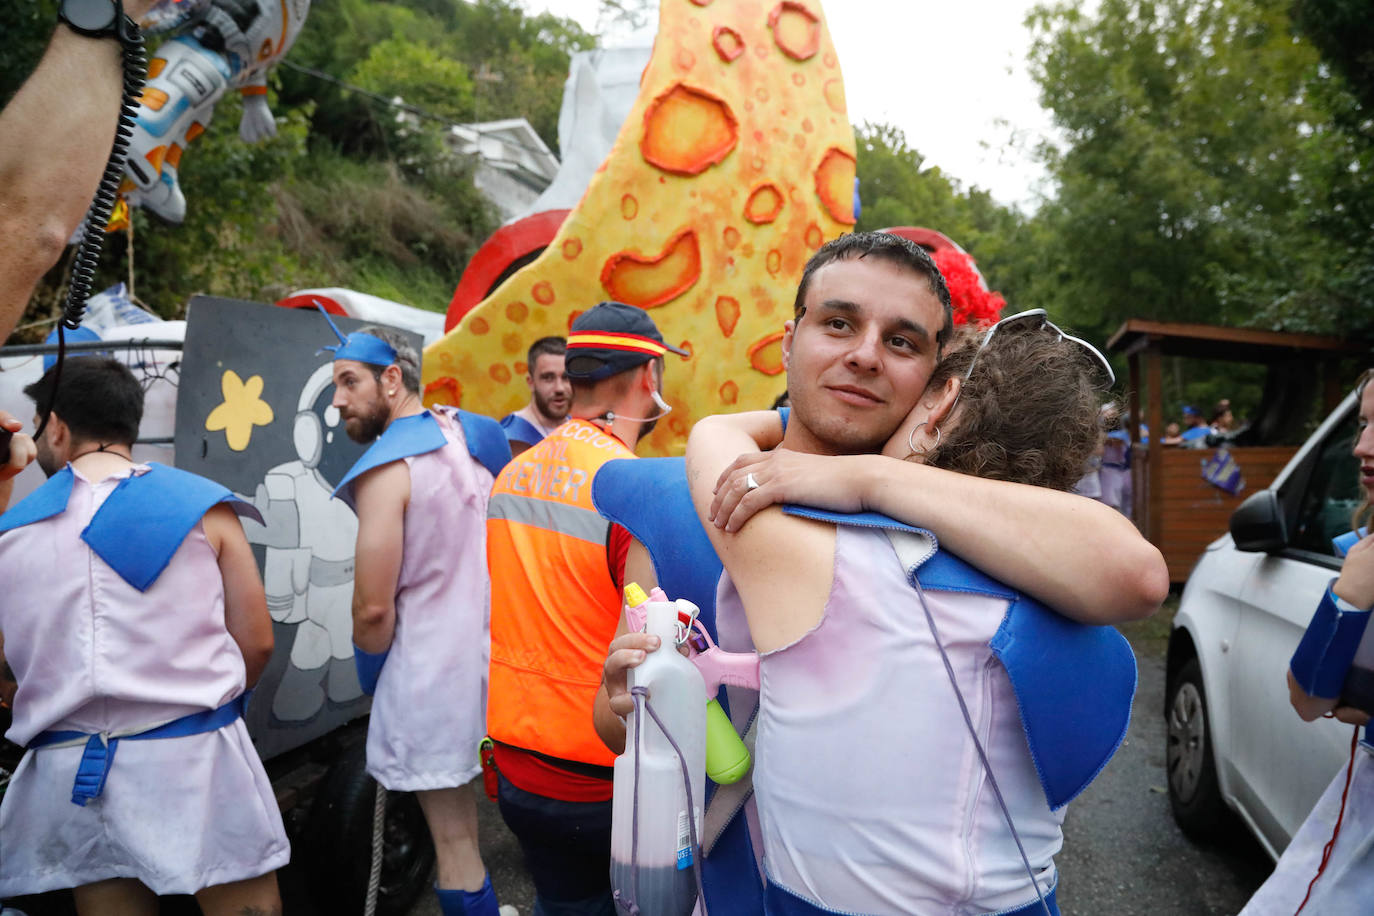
[1105,320,1362,582]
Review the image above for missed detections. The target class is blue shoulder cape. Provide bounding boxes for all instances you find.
[332,409,511,512]
[0,463,262,592]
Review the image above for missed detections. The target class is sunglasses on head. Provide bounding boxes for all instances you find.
[963,308,1116,388]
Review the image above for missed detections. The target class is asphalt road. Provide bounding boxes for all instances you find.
[1053,617,1274,914]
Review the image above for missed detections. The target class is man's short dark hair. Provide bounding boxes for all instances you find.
[793,231,954,353]
[357,325,421,394]
[527,336,566,368]
[23,358,143,445]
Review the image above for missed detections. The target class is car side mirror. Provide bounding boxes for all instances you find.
[1230,490,1288,553]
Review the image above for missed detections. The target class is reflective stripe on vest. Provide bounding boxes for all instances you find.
[487,419,635,767]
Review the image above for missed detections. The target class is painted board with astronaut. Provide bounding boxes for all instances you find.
[175,296,421,759]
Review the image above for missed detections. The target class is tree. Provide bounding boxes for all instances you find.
[1024,0,1374,348]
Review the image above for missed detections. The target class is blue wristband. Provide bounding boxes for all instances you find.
[353,644,390,696]
[1291,581,1372,698]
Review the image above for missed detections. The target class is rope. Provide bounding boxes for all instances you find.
[364,779,386,916]
[1294,726,1362,915]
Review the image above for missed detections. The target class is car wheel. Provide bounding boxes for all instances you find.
[1166,656,1228,837]
[303,742,436,916]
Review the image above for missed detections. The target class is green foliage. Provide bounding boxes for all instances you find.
[0,1,58,107]
[852,122,1040,314]
[1024,0,1374,347]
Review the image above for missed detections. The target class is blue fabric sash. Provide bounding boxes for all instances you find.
[0,464,262,592]
[28,693,249,806]
[500,413,546,448]
[780,505,1136,811]
[333,410,510,511]
[763,879,1058,916]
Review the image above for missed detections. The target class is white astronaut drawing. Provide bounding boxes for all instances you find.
[125,0,311,223]
[241,362,362,722]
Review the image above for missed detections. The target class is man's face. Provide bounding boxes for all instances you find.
[528,352,570,422]
[331,360,389,444]
[782,257,944,455]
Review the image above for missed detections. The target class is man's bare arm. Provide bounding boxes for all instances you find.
[204,503,274,687]
[686,415,835,654]
[0,1,156,341]
[0,411,37,514]
[350,462,409,653]
[711,448,1168,625]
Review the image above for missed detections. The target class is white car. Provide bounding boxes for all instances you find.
[1167,388,1365,858]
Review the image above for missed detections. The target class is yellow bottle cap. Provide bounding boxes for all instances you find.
[624,582,649,607]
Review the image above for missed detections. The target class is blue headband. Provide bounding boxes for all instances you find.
[315,302,398,367]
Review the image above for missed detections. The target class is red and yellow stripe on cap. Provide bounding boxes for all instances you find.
[566,331,672,357]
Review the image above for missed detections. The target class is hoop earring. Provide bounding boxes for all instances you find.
[906,421,941,458]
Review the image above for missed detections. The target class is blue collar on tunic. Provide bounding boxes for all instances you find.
[500,413,547,448]
[332,409,511,512]
[0,463,263,592]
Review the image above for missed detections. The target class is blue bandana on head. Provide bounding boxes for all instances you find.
[315,302,398,367]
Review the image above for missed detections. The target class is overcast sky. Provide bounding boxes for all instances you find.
[522,0,1059,210]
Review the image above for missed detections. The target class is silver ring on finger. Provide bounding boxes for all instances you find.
[745,472,760,491]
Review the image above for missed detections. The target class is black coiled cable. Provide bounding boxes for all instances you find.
[32,13,148,444]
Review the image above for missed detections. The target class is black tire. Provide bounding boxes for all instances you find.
[303,742,436,916]
[1166,656,1228,838]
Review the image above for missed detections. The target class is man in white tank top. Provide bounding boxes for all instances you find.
[326,322,517,916]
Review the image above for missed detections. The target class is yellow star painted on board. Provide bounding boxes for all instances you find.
[205,370,274,451]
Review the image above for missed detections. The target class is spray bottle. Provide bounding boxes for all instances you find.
[611,584,707,916]
[624,596,758,786]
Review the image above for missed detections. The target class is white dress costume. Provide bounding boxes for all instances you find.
[334,407,500,791]
[0,464,288,897]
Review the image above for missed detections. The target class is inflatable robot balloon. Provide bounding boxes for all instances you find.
[121,0,310,224]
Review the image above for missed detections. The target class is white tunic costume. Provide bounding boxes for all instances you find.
[0,464,288,897]
[337,408,498,791]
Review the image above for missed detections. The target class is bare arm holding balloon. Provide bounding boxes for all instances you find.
[0,0,156,342]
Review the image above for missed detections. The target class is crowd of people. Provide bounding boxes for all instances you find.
[0,8,1370,916]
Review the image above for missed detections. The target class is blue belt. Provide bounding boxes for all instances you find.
[27,693,249,807]
[764,881,1058,916]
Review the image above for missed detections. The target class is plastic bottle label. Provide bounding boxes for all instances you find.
[676,810,692,870]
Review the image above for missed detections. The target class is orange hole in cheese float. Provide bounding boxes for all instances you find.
[713,27,745,63]
[815,147,857,225]
[715,295,741,337]
[719,380,739,405]
[748,331,786,376]
[744,183,784,224]
[601,229,703,309]
[423,376,461,408]
[640,83,739,176]
[769,1,821,61]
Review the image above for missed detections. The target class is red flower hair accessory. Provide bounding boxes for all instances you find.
[933,248,1005,327]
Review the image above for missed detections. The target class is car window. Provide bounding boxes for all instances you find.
[1290,408,1360,557]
